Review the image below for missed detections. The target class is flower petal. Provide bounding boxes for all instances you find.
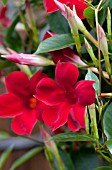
[68,102,85,131]
[5,71,29,98]
[75,80,95,106]
[0,94,22,117]
[29,70,47,95]
[36,77,65,105]
[43,0,70,13]
[43,103,71,131]
[11,109,37,135]
[35,100,47,122]
[55,61,79,90]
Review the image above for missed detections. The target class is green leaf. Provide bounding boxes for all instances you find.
[93,166,112,170]
[85,69,99,94]
[2,0,7,6]
[105,140,112,154]
[50,132,96,142]
[0,131,10,140]
[48,11,69,34]
[0,145,13,169]
[0,60,14,69]
[103,103,112,139]
[59,149,75,170]
[99,0,112,25]
[71,147,99,170]
[84,7,95,20]
[5,16,22,52]
[34,34,75,54]
[10,147,43,170]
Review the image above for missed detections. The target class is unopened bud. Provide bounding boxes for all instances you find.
[1,53,54,66]
[84,38,98,67]
[98,23,111,75]
[64,5,82,55]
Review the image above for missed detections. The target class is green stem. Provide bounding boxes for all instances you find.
[97,150,112,163]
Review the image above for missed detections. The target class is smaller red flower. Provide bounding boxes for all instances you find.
[36,61,95,131]
[0,5,11,27]
[0,70,47,135]
[43,31,86,66]
[43,0,87,19]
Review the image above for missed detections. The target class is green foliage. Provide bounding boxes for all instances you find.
[71,147,99,170]
[105,140,112,154]
[99,0,112,25]
[0,145,13,169]
[85,69,99,94]
[48,11,70,34]
[5,16,22,52]
[35,34,75,54]
[10,147,43,170]
[103,103,112,140]
[59,149,75,170]
[50,132,97,142]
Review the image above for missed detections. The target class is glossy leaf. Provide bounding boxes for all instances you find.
[48,11,69,34]
[105,140,112,154]
[50,132,97,142]
[10,147,43,170]
[59,149,75,170]
[0,145,13,169]
[85,69,99,94]
[35,34,75,54]
[71,147,99,170]
[84,7,95,20]
[99,0,112,25]
[103,103,112,139]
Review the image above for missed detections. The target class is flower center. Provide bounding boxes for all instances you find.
[29,97,37,109]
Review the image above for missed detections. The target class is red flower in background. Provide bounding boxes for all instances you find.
[43,0,87,19]
[36,61,95,131]
[43,31,86,66]
[0,71,47,135]
[0,5,11,27]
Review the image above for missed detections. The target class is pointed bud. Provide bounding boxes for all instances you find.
[64,5,82,55]
[1,53,54,66]
[73,5,98,47]
[84,38,98,67]
[54,0,67,18]
[98,23,111,75]
[54,0,98,47]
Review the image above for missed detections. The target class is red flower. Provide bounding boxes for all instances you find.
[0,5,11,27]
[43,31,86,66]
[43,0,87,19]
[36,61,95,131]
[0,71,47,135]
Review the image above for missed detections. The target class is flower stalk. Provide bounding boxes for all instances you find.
[88,104,99,140]
[40,127,65,170]
[84,38,98,67]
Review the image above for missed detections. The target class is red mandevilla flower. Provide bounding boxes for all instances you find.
[35,61,95,131]
[43,31,86,66]
[0,71,47,135]
[43,0,87,19]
